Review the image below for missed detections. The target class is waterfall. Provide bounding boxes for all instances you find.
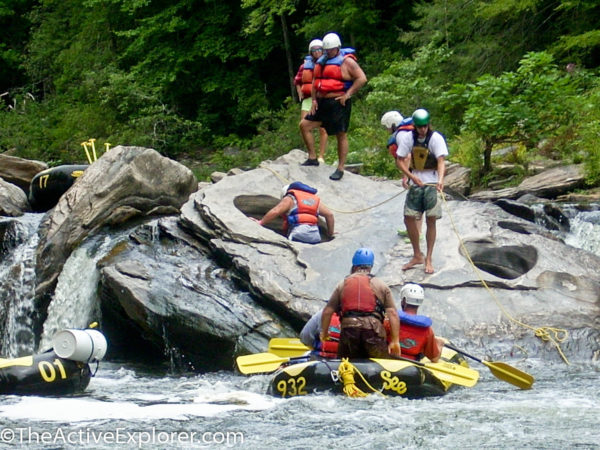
[37,234,114,352]
[565,208,600,256]
[0,214,43,357]
[38,219,161,352]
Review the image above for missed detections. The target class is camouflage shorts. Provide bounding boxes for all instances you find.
[404,185,442,219]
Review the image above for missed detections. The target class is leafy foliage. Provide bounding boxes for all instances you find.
[444,52,584,175]
[0,0,600,189]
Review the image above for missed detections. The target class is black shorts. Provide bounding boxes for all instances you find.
[305,97,351,135]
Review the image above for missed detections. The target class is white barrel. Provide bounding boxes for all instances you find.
[52,329,107,362]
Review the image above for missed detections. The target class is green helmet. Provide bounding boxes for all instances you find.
[412,108,430,126]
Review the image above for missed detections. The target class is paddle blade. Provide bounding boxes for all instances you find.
[236,353,289,375]
[268,338,311,357]
[484,361,534,389]
[421,361,480,388]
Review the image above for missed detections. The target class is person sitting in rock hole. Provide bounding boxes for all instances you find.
[252,181,334,244]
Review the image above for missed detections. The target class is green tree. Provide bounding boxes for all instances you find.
[445,52,581,175]
[0,0,34,96]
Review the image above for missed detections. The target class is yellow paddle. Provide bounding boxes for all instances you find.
[236,352,310,375]
[268,338,311,357]
[445,343,534,389]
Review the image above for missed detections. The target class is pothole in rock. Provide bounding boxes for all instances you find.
[498,220,533,235]
[460,238,537,279]
[233,194,333,242]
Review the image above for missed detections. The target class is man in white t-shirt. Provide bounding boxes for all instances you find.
[395,108,448,274]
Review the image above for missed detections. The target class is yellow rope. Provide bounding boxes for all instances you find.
[441,194,571,364]
[338,358,385,397]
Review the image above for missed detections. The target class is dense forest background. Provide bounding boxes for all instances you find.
[1,0,600,187]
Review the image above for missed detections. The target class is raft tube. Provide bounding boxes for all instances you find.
[29,164,88,212]
[267,348,469,399]
[0,351,91,396]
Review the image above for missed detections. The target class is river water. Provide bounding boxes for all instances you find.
[1,205,599,449]
[0,359,598,449]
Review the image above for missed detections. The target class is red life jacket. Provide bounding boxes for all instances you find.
[386,124,415,157]
[398,311,433,360]
[313,49,357,96]
[283,189,319,234]
[340,273,379,317]
[300,56,316,97]
[319,313,341,358]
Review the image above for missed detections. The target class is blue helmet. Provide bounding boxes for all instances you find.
[352,248,374,267]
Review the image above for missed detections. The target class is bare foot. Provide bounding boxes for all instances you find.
[425,262,434,274]
[402,256,424,270]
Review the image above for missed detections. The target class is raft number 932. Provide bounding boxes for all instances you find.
[276,376,307,397]
[38,359,67,382]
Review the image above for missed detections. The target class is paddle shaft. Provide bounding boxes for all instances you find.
[444,343,534,389]
[444,343,484,363]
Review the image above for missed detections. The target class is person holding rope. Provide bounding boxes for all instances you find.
[395,108,447,274]
[320,248,401,359]
[252,181,334,244]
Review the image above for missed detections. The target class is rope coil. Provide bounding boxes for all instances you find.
[337,358,385,398]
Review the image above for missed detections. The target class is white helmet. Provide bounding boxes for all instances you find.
[381,111,404,130]
[308,39,323,52]
[400,283,424,306]
[322,33,341,50]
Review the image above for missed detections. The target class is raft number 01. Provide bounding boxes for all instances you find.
[276,376,307,397]
[38,359,67,382]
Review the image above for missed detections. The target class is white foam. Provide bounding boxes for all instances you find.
[0,393,277,422]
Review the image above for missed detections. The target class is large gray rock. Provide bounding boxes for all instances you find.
[33,146,198,333]
[470,164,586,201]
[445,162,471,197]
[0,154,47,194]
[0,178,30,216]
[180,150,600,360]
[97,217,295,369]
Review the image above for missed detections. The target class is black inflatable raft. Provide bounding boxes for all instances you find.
[267,348,474,398]
[0,351,91,396]
[28,164,88,211]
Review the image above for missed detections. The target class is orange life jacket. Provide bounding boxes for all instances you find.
[340,273,380,318]
[300,56,316,97]
[313,49,357,96]
[283,189,319,234]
